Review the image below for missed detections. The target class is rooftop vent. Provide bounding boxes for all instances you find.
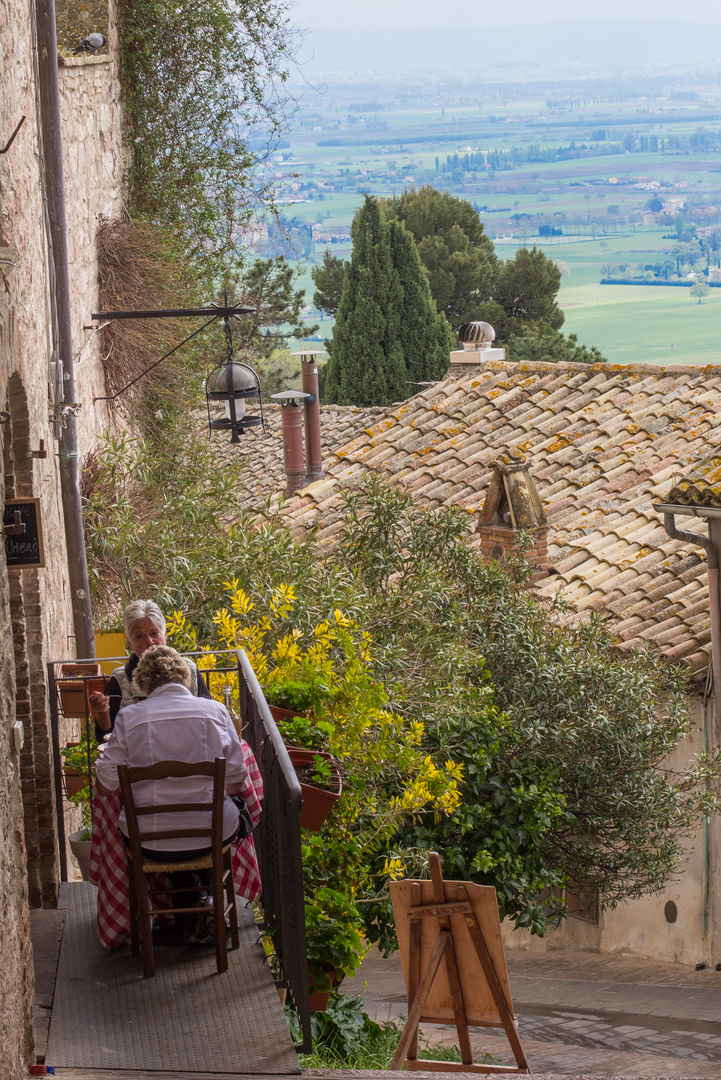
[458,321,496,351]
[447,322,505,379]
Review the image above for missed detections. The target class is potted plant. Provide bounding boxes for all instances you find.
[56,661,102,718]
[263,677,324,724]
[61,733,98,799]
[287,747,342,833]
[305,886,366,1011]
[68,790,93,882]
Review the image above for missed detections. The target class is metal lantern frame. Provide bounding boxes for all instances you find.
[205,315,265,443]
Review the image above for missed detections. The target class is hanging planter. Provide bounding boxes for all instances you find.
[68,829,92,882]
[267,703,303,726]
[61,735,98,799]
[56,662,102,718]
[287,747,342,832]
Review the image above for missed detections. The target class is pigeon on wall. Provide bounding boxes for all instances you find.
[73,33,106,55]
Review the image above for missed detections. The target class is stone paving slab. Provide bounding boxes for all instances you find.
[342,945,721,1075]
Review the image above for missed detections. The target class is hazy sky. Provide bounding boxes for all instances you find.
[292,0,721,29]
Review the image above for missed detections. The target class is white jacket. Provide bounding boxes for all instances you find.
[96,681,247,851]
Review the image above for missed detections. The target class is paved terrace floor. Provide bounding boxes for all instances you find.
[34,882,298,1075]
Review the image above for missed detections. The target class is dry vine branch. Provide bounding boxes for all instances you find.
[96,217,199,417]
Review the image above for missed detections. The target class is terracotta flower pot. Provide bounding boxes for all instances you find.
[268,704,305,725]
[308,968,335,1012]
[62,741,90,797]
[63,768,88,798]
[56,662,101,718]
[287,747,342,832]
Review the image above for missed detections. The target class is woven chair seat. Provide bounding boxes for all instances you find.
[130,842,232,874]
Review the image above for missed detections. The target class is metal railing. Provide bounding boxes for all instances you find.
[236,649,311,1051]
[47,649,311,1052]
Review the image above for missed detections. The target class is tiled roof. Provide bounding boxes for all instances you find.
[665,454,721,508]
[276,359,721,680]
[207,403,387,512]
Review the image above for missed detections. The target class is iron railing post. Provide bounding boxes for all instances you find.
[47,660,67,881]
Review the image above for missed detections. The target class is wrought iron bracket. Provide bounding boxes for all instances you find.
[0,115,25,154]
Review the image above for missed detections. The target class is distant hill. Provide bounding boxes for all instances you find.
[297,21,721,78]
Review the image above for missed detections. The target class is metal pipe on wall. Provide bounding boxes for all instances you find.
[34,0,95,657]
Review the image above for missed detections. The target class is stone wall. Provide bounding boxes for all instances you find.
[0,0,126,1071]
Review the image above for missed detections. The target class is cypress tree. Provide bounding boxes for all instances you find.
[324,196,406,407]
[389,220,454,384]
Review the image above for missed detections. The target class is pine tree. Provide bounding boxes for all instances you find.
[389,220,454,384]
[324,196,406,406]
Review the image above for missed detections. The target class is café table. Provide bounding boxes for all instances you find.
[88,741,263,949]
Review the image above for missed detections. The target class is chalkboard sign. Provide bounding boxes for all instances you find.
[3,498,45,568]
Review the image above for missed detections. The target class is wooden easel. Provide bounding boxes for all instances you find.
[390,853,530,1074]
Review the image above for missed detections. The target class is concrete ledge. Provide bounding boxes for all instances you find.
[59,54,111,67]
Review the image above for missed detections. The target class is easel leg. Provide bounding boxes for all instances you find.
[461,899,530,1073]
[390,928,449,1071]
[407,884,422,1061]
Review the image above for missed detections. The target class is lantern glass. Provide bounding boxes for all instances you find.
[225,398,246,420]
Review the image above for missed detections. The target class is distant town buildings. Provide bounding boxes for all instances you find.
[311,223,352,243]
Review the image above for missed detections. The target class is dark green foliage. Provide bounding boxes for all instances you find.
[230,255,317,360]
[493,246,564,336]
[389,220,454,384]
[508,325,607,365]
[324,196,407,406]
[312,250,346,317]
[116,0,295,278]
[381,186,499,331]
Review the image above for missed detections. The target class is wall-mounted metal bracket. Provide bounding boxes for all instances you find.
[0,115,25,154]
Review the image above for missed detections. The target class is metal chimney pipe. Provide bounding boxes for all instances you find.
[279,400,306,495]
[301,353,324,483]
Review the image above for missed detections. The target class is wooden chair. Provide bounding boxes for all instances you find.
[117,757,240,978]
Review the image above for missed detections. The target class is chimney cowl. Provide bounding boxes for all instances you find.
[458,321,495,352]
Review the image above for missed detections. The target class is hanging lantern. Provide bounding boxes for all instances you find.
[205,315,264,443]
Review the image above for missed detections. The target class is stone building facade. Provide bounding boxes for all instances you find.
[0,1,126,1073]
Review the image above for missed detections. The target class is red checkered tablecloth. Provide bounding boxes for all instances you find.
[88,741,263,949]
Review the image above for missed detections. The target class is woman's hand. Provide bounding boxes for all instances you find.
[89,691,111,730]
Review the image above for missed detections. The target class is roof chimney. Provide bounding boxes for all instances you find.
[300,352,324,484]
[271,391,310,495]
[477,450,548,578]
[448,321,505,379]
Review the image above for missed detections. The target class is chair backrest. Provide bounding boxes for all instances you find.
[118,757,226,859]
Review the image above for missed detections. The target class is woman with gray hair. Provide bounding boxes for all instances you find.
[90,599,211,742]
